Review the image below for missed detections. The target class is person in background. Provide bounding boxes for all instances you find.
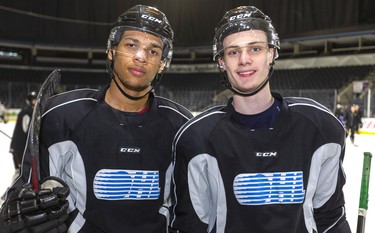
[334,104,345,124]
[0,101,8,123]
[9,91,37,177]
[344,104,362,144]
[170,6,351,233]
[1,5,192,233]
[353,104,363,134]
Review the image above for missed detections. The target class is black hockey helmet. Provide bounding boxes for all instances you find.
[107,5,174,68]
[26,91,37,105]
[213,6,280,62]
[26,91,37,102]
[212,6,280,97]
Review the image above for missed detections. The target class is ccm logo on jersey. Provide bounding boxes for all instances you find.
[256,151,278,157]
[120,147,141,154]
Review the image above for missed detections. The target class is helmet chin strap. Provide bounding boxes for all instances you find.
[106,59,161,101]
[220,60,275,97]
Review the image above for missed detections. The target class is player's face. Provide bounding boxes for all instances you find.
[108,30,164,95]
[219,30,274,94]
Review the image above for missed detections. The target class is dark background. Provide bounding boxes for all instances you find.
[0,0,374,113]
[1,0,374,49]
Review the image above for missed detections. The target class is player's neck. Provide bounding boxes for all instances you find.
[232,89,274,115]
[105,86,149,113]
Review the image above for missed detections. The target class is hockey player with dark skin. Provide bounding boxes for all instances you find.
[170,6,351,233]
[1,5,192,233]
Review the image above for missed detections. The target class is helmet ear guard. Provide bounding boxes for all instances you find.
[106,27,125,51]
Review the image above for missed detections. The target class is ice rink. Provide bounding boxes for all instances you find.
[0,121,374,232]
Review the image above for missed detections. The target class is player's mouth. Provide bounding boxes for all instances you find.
[129,66,146,76]
[237,70,256,77]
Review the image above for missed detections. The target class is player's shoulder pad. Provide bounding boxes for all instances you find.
[43,88,99,114]
[175,104,227,140]
[155,96,193,121]
[284,96,332,114]
[284,96,343,129]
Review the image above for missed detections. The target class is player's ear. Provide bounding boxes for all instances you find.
[158,62,165,74]
[218,58,226,70]
[107,49,115,61]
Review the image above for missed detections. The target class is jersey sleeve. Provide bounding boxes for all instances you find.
[171,140,213,232]
[313,144,351,233]
[170,110,227,233]
[309,116,351,233]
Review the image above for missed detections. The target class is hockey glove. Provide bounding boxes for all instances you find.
[1,176,70,233]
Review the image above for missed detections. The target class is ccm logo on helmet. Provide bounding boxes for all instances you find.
[141,15,162,24]
[229,13,255,21]
[256,152,278,157]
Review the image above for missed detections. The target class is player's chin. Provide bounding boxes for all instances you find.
[126,83,152,93]
[233,83,258,93]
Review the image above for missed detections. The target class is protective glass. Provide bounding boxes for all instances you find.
[213,19,279,61]
[112,34,163,67]
[223,42,270,60]
[108,26,173,68]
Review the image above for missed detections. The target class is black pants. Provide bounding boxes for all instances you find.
[348,125,357,142]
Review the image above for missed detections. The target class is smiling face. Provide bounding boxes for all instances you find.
[108,30,164,96]
[219,30,275,95]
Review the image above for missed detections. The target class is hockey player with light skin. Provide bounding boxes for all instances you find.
[1,5,192,233]
[170,6,351,233]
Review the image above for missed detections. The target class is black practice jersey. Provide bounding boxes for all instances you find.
[14,85,193,233]
[10,104,33,161]
[171,93,350,233]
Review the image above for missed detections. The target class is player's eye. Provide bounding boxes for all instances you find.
[251,47,262,53]
[149,49,159,56]
[126,43,138,49]
[225,49,239,57]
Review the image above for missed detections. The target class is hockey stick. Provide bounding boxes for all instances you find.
[29,69,61,191]
[0,128,12,139]
[356,152,372,233]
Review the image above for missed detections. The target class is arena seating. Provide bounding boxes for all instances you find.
[0,65,373,112]
[157,65,374,111]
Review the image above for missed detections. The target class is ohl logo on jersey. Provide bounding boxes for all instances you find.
[233,171,305,205]
[93,169,160,200]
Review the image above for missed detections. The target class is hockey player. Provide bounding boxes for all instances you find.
[344,104,362,144]
[170,6,351,233]
[1,5,192,233]
[10,91,37,173]
[0,101,7,123]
